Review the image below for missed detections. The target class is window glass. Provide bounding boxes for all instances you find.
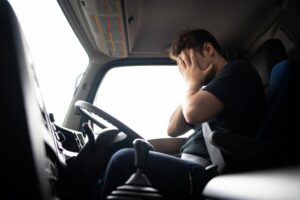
[94,65,192,139]
[9,0,88,125]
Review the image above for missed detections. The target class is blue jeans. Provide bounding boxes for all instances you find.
[101,148,210,200]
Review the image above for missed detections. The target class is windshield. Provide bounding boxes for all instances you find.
[9,0,88,125]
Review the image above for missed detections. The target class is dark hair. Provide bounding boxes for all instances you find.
[169,29,223,57]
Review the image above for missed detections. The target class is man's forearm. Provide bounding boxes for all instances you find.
[182,88,224,125]
[182,87,202,124]
[167,104,191,137]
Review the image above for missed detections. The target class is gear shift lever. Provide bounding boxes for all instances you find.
[106,139,163,200]
[134,138,149,168]
[125,139,152,186]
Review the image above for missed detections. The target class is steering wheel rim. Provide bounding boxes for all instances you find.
[75,100,142,140]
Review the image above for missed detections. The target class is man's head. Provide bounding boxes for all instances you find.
[169,29,223,59]
[169,29,227,82]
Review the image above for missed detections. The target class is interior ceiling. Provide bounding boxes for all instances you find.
[124,0,286,57]
[71,0,290,58]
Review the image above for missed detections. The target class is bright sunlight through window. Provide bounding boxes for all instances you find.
[9,0,88,125]
[94,66,193,140]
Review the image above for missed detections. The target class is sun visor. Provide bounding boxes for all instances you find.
[81,0,127,58]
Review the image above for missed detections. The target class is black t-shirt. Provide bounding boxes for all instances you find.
[180,60,267,159]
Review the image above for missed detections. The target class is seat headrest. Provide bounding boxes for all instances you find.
[251,39,288,93]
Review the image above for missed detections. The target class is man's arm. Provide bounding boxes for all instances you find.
[178,49,224,124]
[182,89,223,124]
[167,104,192,137]
[167,90,223,137]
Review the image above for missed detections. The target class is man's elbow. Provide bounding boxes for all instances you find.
[167,131,175,137]
[183,109,202,125]
[167,126,179,137]
[167,126,173,137]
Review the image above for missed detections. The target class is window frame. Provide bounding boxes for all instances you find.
[88,58,176,102]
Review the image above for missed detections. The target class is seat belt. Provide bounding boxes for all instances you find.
[202,122,226,173]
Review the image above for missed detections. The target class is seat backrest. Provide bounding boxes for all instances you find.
[268,60,289,106]
[258,59,289,141]
[283,59,300,154]
[203,39,291,173]
[0,1,52,199]
[251,39,288,95]
[252,39,289,142]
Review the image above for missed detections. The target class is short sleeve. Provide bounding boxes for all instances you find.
[203,60,264,115]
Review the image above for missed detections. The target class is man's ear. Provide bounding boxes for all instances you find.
[203,42,214,56]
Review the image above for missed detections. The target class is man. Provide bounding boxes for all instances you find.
[100,29,267,200]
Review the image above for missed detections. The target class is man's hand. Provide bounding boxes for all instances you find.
[177,49,214,92]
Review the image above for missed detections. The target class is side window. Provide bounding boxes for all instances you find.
[94,65,189,139]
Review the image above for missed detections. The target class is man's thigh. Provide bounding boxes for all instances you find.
[103,148,207,200]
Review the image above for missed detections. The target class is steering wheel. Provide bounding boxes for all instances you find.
[75,100,143,141]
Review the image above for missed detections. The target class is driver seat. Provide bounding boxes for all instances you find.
[203,39,295,173]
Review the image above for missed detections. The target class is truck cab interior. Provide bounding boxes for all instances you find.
[1,0,300,199]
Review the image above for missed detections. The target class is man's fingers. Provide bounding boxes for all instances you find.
[180,51,191,67]
[190,49,197,67]
[177,59,183,74]
[177,57,184,67]
[204,62,214,74]
[177,57,185,74]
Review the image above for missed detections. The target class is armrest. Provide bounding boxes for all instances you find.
[148,138,186,155]
[210,131,283,162]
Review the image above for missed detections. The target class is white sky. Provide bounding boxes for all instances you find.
[9,0,88,125]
